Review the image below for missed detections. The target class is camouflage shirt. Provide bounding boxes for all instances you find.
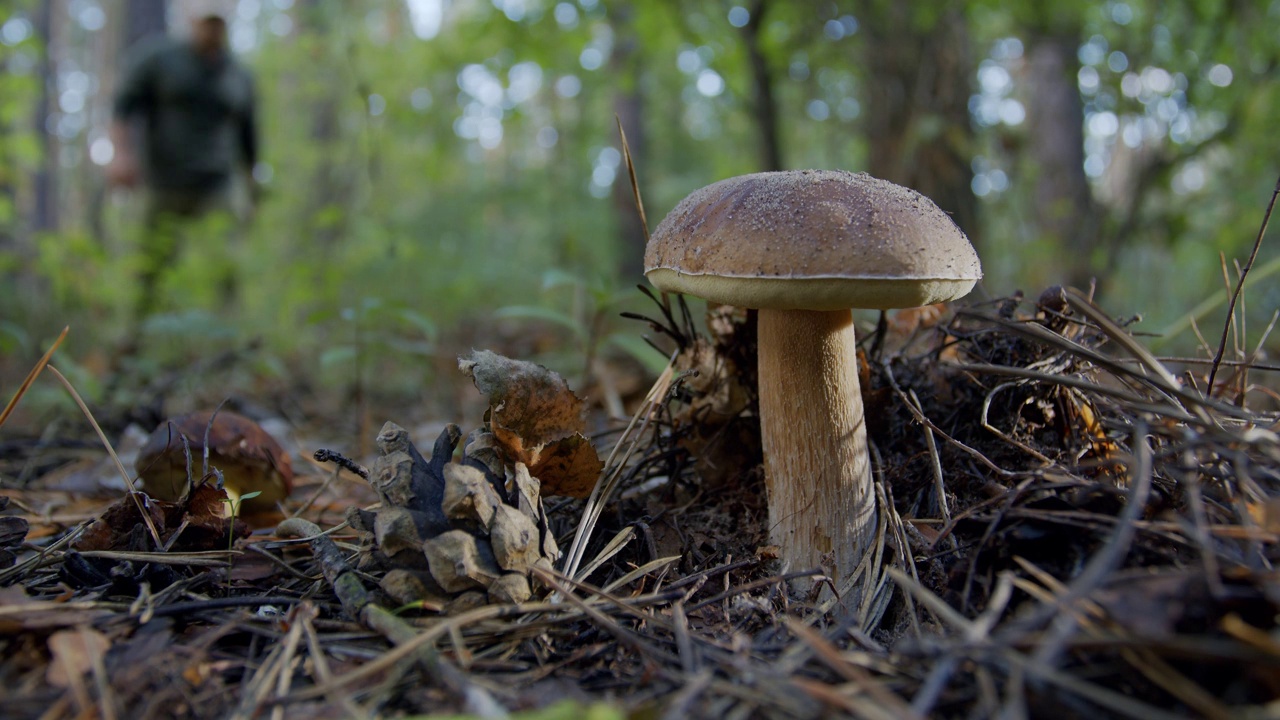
[114,38,257,193]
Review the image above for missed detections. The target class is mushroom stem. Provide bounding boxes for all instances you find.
[757,308,876,589]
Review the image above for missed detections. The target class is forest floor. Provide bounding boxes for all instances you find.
[2,286,1279,720]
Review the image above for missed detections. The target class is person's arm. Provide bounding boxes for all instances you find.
[239,76,258,170]
[106,119,139,188]
[106,43,156,189]
[239,71,262,203]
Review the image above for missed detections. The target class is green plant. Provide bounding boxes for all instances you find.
[222,486,262,592]
[494,268,668,385]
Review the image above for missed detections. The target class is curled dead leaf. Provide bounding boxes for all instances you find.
[46,626,110,688]
[460,350,602,497]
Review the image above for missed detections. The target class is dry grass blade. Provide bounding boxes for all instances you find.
[572,526,636,582]
[890,568,1185,720]
[1023,422,1153,665]
[616,114,650,243]
[601,554,682,594]
[997,647,1191,720]
[1064,288,1183,393]
[883,360,1021,478]
[1011,558,1232,720]
[301,610,372,720]
[0,325,68,429]
[564,358,675,580]
[73,550,232,567]
[533,566,675,666]
[784,617,922,720]
[961,363,1194,422]
[47,363,163,550]
[789,677,899,720]
[1208,174,1280,391]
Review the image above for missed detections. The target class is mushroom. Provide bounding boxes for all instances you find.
[644,170,981,588]
[135,410,294,514]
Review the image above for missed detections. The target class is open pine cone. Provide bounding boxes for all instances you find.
[347,351,601,610]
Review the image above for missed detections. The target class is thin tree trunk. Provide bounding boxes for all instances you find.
[124,0,167,48]
[860,3,978,244]
[32,0,57,233]
[742,0,782,172]
[610,2,649,281]
[299,0,347,250]
[1025,30,1100,287]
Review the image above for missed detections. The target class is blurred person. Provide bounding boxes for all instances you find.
[106,0,258,331]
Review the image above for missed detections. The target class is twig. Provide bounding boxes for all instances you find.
[1025,422,1154,667]
[1207,174,1280,392]
[617,114,650,243]
[301,609,372,720]
[275,517,507,716]
[0,325,67,428]
[313,448,371,480]
[47,364,163,550]
[785,617,922,720]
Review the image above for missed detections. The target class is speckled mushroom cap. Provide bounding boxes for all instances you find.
[135,410,294,512]
[644,170,982,311]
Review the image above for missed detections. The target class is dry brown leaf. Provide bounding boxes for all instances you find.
[460,350,587,444]
[460,350,602,497]
[527,433,604,498]
[46,626,110,688]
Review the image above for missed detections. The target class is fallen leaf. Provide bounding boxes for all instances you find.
[460,350,602,497]
[526,433,604,498]
[460,350,587,444]
[46,626,110,688]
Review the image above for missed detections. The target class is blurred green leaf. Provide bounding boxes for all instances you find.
[606,332,670,377]
[410,700,625,720]
[493,304,588,343]
[319,345,357,370]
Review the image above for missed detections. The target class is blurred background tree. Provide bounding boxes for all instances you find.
[1,0,1277,421]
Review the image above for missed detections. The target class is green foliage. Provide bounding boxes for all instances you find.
[2,0,1278,408]
[494,268,668,382]
[410,700,624,720]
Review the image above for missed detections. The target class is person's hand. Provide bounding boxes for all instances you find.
[106,151,141,188]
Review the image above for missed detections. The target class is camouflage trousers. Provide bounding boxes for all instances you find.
[134,184,240,321]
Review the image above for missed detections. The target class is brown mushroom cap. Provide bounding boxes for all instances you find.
[135,411,294,513]
[644,170,982,311]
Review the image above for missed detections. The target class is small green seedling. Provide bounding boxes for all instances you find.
[222,486,262,591]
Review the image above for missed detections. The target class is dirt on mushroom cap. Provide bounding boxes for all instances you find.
[644,170,982,310]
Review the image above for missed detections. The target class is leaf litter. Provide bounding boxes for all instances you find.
[1,285,1280,719]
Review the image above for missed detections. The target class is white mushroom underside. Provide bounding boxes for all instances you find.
[757,308,876,588]
[646,268,977,311]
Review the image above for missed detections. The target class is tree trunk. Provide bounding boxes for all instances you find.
[1025,30,1100,287]
[298,0,348,251]
[859,3,978,245]
[610,2,649,281]
[124,0,167,48]
[742,0,782,172]
[32,0,57,234]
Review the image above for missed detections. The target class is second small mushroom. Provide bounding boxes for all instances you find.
[135,410,294,515]
[645,170,981,589]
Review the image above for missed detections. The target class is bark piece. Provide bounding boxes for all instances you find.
[490,505,541,574]
[464,429,506,479]
[374,506,423,557]
[370,450,416,508]
[424,529,501,593]
[380,569,447,608]
[488,572,532,605]
[442,463,502,528]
